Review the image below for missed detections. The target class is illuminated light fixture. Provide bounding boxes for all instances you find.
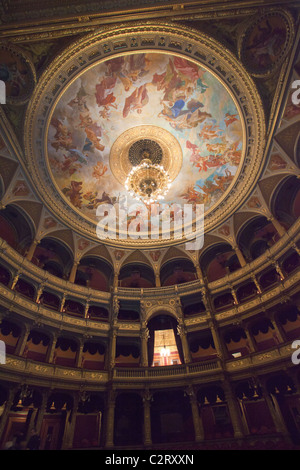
[160,345,170,357]
[160,334,170,358]
[125,158,171,204]
[232,352,242,358]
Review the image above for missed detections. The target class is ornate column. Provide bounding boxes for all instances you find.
[244,325,257,353]
[194,264,205,283]
[185,386,204,442]
[76,340,84,367]
[233,244,246,267]
[10,272,20,290]
[230,285,238,305]
[0,387,17,441]
[251,273,262,294]
[35,390,49,435]
[269,313,286,344]
[25,239,40,262]
[105,390,116,448]
[268,215,286,238]
[201,286,212,312]
[261,382,289,436]
[140,326,149,367]
[107,325,118,371]
[15,325,30,356]
[177,321,191,364]
[142,390,152,446]
[113,270,119,288]
[84,299,90,318]
[35,283,45,303]
[61,393,80,450]
[223,379,245,438]
[46,333,58,363]
[207,316,226,360]
[60,294,66,313]
[112,295,120,322]
[68,261,79,283]
[155,273,161,287]
[292,243,300,257]
[25,406,39,441]
[272,260,285,281]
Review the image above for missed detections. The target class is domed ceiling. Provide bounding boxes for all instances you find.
[47,52,243,217]
[25,23,266,249]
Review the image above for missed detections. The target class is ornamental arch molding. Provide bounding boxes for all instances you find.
[24,21,266,249]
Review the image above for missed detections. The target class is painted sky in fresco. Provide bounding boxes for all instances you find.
[47,52,243,221]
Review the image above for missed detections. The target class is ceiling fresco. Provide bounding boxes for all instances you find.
[47,52,244,223]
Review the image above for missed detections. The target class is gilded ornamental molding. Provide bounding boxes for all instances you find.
[24,21,266,248]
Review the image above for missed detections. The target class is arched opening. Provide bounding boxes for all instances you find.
[43,392,74,450]
[53,337,78,367]
[0,319,21,354]
[200,243,239,282]
[278,306,300,340]
[114,393,143,446]
[74,393,104,449]
[87,304,109,322]
[150,390,194,444]
[63,299,85,317]
[115,338,140,367]
[0,264,11,286]
[32,237,73,279]
[188,330,217,362]
[282,250,300,275]
[250,318,277,351]
[182,294,206,317]
[196,385,233,440]
[14,278,36,300]
[160,259,196,286]
[259,268,281,291]
[213,291,235,311]
[75,256,113,292]
[119,262,155,288]
[39,290,60,311]
[237,216,279,261]
[236,281,259,302]
[265,374,300,445]
[0,204,34,254]
[24,330,50,362]
[272,175,300,228]
[223,327,249,357]
[82,341,106,370]
[72,391,105,449]
[147,314,183,367]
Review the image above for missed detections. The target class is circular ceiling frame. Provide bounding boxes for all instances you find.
[24,21,266,250]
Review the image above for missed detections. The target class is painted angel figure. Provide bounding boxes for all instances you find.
[122,84,149,118]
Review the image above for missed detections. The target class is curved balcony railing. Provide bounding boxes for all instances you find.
[0,265,299,333]
[0,341,295,389]
[0,218,299,305]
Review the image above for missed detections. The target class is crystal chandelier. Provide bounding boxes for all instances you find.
[125,158,171,204]
[160,333,170,357]
[160,345,170,357]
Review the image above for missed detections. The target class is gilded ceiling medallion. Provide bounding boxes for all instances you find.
[109,125,183,188]
[24,22,266,248]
